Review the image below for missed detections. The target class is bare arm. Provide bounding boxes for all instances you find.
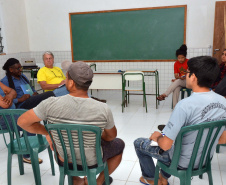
[0,95,12,108]
[101,126,117,141]
[218,131,226,144]
[0,82,17,106]
[17,109,48,136]
[39,80,65,90]
[150,131,174,151]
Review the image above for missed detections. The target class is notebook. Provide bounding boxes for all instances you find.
[20,84,33,96]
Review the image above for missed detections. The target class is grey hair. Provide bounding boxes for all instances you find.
[42,51,54,60]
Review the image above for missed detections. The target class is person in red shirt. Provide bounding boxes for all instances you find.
[157,44,188,108]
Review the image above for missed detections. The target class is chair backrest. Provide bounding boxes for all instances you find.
[169,120,226,171]
[123,71,144,81]
[45,123,104,176]
[90,63,96,71]
[0,109,31,153]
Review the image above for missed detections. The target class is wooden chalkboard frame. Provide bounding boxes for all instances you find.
[69,5,187,62]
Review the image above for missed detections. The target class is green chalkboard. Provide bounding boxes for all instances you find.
[69,6,186,62]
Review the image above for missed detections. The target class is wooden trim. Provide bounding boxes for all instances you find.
[0,53,6,55]
[69,5,187,63]
[184,5,187,44]
[69,5,187,15]
[69,13,74,62]
[74,60,176,62]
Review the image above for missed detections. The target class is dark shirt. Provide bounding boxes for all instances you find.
[212,63,226,89]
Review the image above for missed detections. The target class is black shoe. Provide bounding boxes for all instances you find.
[158,124,165,131]
[102,176,113,185]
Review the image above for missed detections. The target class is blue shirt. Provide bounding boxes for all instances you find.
[1,74,36,106]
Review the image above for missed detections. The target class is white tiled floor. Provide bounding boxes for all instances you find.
[0,91,225,185]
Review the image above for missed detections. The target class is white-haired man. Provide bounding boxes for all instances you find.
[37,51,66,91]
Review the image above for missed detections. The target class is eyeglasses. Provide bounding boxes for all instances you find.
[49,69,63,78]
[10,67,23,71]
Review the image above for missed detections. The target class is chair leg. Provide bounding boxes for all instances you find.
[207,170,213,185]
[154,164,160,185]
[30,151,42,185]
[103,163,110,185]
[128,91,130,104]
[216,144,220,153]
[59,167,65,185]
[47,146,55,175]
[87,169,97,185]
[7,150,12,185]
[181,90,185,99]
[68,175,73,185]
[18,154,24,175]
[180,175,192,185]
[144,92,147,113]
[199,174,203,179]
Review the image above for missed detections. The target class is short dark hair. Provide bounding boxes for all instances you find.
[187,56,220,88]
[67,72,90,91]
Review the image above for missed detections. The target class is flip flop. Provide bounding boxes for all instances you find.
[139,177,152,185]
[139,176,170,185]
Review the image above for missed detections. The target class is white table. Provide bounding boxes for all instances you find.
[89,71,122,90]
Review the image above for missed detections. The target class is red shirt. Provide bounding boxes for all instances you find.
[174,59,188,77]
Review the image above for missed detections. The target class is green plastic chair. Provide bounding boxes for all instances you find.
[0,123,9,147]
[45,123,110,185]
[0,109,55,185]
[122,71,147,112]
[180,87,192,99]
[216,143,226,153]
[154,120,226,185]
[171,87,192,109]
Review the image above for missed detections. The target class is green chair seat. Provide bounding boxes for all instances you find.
[0,109,55,185]
[12,135,48,152]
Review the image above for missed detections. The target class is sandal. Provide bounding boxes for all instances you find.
[139,176,153,185]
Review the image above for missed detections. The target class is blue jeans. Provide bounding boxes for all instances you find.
[134,138,171,181]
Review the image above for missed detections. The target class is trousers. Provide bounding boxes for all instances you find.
[164,79,186,108]
[134,138,171,181]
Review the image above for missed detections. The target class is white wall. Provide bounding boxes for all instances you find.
[0,0,225,52]
[21,0,225,52]
[0,0,30,53]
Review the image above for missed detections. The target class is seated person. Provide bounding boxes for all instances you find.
[215,74,226,96]
[157,44,188,108]
[211,49,226,90]
[18,61,125,185]
[37,51,66,91]
[0,81,42,164]
[0,81,16,110]
[134,56,226,185]
[1,58,38,108]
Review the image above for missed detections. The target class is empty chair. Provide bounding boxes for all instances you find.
[122,71,147,112]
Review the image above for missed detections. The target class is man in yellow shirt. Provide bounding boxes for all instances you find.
[37,51,66,91]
